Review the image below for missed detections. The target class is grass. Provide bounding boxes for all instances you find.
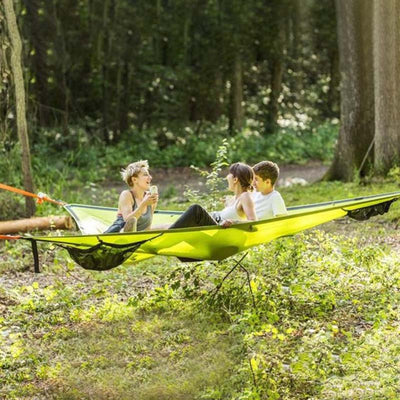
[38,312,237,399]
[0,261,241,399]
[1,178,400,399]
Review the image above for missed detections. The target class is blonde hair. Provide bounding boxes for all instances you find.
[121,160,149,187]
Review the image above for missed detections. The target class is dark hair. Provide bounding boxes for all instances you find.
[253,161,280,185]
[229,162,254,191]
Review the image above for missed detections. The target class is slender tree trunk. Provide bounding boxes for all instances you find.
[51,0,70,142]
[24,0,50,125]
[209,69,223,123]
[118,60,130,133]
[100,0,112,144]
[326,0,340,117]
[228,53,243,134]
[114,0,124,141]
[327,47,340,117]
[0,15,12,139]
[373,0,400,173]
[155,0,162,63]
[324,0,374,181]
[4,0,36,216]
[291,0,300,61]
[265,14,285,134]
[182,9,190,66]
[289,0,301,95]
[266,55,284,132]
[115,60,122,138]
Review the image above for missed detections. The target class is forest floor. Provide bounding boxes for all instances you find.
[3,168,400,399]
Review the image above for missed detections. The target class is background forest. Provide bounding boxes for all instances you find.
[0,0,339,187]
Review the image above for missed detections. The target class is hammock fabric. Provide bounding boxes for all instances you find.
[20,191,400,271]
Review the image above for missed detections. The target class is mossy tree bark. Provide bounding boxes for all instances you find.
[4,0,36,216]
[324,0,374,182]
[373,0,400,174]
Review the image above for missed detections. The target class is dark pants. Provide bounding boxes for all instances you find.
[104,215,125,233]
[169,204,217,262]
[169,204,217,229]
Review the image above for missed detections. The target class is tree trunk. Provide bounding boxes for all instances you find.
[118,60,130,133]
[209,69,223,123]
[266,55,284,133]
[101,0,112,144]
[327,47,340,117]
[373,0,400,174]
[289,0,302,95]
[290,0,300,61]
[4,0,36,216]
[228,53,243,134]
[324,0,374,181]
[24,0,50,125]
[0,215,73,234]
[265,11,285,134]
[51,0,70,142]
[0,12,12,140]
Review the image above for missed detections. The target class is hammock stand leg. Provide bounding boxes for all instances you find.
[210,252,256,309]
[31,240,40,274]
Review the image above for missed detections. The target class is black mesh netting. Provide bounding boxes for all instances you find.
[347,200,395,221]
[60,239,149,271]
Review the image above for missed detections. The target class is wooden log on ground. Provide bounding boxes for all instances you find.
[0,216,74,234]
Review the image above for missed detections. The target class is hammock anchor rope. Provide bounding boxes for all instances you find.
[0,183,65,206]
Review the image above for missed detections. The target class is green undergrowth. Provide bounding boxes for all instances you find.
[2,178,400,398]
[1,120,337,193]
[2,207,400,398]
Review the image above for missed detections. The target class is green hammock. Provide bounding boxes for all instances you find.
[26,191,400,271]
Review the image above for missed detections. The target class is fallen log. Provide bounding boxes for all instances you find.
[0,215,74,234]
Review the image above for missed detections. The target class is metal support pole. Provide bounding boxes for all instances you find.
[31,240,40,273]
[210,252,256,308]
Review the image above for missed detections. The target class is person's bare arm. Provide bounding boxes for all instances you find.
[240,192,257,221]
[119,191,134,221]
[119,191,157,221]
[220,193,257,228]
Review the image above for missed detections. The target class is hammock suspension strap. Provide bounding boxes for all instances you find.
[0,183,65,206]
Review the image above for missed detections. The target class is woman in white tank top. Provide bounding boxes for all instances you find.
[168,162,256,230]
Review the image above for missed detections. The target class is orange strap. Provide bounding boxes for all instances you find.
[0,234,21,240]
[0,183,65,206]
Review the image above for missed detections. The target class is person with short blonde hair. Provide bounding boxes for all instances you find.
[104,160,158,233]
[121,160,149,187]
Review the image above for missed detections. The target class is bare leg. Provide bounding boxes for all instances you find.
[123,216,137,232]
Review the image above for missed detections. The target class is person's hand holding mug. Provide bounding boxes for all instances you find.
[147,185,159,205]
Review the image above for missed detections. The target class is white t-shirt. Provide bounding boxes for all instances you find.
[252,190,287,219]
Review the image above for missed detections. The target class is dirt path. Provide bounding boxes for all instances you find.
[277,161,329,185]
[149,161,329,197]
